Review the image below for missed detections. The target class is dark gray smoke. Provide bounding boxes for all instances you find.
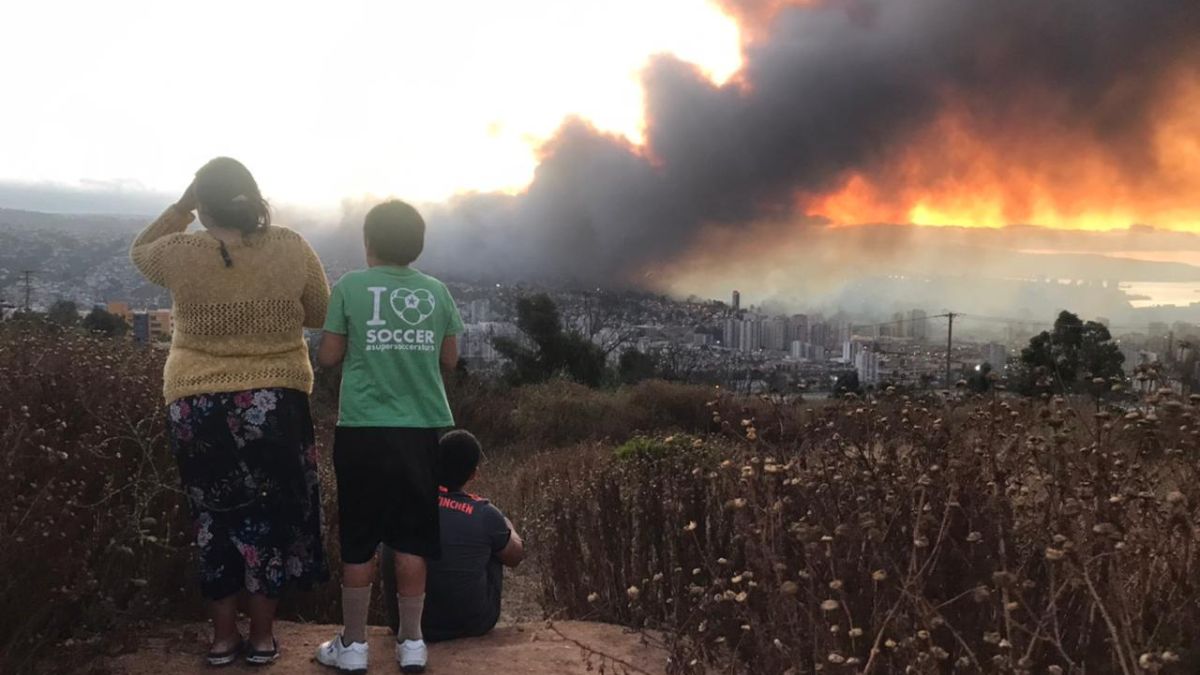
[395,0,1200,284]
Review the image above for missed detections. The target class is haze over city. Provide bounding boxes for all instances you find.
[2,0,1199,318]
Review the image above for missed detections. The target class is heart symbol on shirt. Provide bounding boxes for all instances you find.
[389,287,436,325]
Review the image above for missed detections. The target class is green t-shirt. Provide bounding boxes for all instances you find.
[324,266,464,428]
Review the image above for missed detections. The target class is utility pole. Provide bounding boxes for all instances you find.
[945,312,957,389]
[20,270,38,312]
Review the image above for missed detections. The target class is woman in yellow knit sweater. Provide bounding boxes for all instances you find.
[131,157,330,667]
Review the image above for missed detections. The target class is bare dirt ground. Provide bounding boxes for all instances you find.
[101,566,666,675]
[108,620,667,675]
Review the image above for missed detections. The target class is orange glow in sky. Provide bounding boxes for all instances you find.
[803,71,1200,232]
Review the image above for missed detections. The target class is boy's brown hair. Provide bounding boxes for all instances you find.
[364,200,425,265]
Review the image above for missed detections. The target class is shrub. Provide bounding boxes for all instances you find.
[0,323,184,672]
[504,379,719,452]
[0,324,348,672]
[525,392,1200,673]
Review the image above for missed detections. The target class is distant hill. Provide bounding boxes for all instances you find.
[0,207,146,234]
[0,180,169,218]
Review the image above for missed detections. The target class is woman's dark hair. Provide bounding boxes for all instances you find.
[437,430,482,491]
[194,157,271,234]
[364,200,425,265]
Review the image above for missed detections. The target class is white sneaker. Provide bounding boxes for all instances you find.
[396,639,427,673]
[315,633,369,674]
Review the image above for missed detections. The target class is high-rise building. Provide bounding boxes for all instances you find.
[855,350,881,384]
[731,290,741,312]
[463,299,492,324]
[908,310,929,341]
[723,318,740,350]
[1172,321,1198,338]
[738,318,762,353]
[764,317,788,351]
[809,322,830,349]
[789,340,804,360]
[843,339,867,363]
[460,322,520,363]
[851,323,879,339]
[789,314,809,344]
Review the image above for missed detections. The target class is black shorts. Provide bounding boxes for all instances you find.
[333,426,441,564]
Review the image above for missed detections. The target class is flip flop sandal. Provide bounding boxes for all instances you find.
[206,638,244,667]
[244,638,280,666]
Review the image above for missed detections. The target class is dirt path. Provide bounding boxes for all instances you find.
[109,620,667,675]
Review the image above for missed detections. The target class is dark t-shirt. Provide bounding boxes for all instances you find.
[422,488,511,641]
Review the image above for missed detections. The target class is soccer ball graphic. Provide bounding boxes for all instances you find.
[389,288,436,325]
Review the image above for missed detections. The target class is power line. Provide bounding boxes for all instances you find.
[840,313,954,332]
[956,313,1153,333]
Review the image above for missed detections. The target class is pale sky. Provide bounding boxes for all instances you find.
[0,0,741,209]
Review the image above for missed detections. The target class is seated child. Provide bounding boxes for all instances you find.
[422,429,524,641]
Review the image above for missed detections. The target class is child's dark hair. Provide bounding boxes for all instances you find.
[194,157,270,234]
[364,200,425,265]
[438,429,481,491]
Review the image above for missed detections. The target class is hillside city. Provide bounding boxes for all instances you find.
[3,209,1199,393]
[5,257,1198,396]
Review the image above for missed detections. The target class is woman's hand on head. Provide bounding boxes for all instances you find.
[175,181,198,213]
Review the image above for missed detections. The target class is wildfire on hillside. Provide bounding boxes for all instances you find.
[801,69,1200,231]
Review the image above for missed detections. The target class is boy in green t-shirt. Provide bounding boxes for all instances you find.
[315,200,463,674]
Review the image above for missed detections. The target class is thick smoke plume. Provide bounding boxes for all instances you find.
[339,0,1200,287]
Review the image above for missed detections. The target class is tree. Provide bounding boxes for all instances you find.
[1017,310,1124,394]
[1172,340,1199,395]
[967,362,993,394]
[47,300,80,327]
[832,370,863,397]
[657,343,704,384]
[493,294,607,387]
[561,333,607,387]
[82,307,128,337]
[618,348,657,385]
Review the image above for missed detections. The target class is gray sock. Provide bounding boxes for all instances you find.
[342,585,372,645]
[397,593,425,641]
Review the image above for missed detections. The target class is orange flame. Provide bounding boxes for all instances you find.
[802,72,1200,232]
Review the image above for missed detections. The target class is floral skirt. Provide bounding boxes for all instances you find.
[168,388,329,600]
